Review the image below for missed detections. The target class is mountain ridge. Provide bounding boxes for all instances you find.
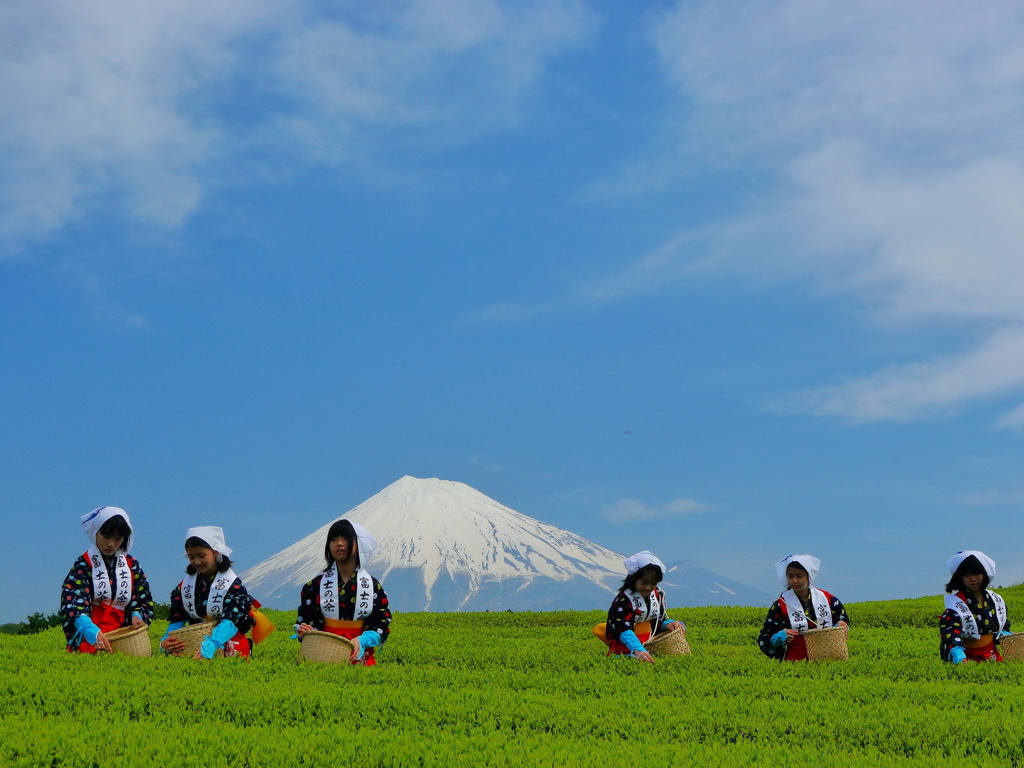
[241,476,771,612]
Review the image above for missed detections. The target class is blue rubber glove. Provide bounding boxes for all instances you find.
[200,620,239,660]
[618,629,646,655]
[663,619,686,632]
[949,647,967,664]
[73,615,101,646]
[999,629,1014,637]
[770,630,788,651]
[354,630,381,660]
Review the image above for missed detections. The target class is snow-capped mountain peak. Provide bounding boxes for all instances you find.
[242,476,625,611]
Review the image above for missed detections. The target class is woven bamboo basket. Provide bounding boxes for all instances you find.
[105,625,152,657]
[804,626,849,661]
[298,630,356,664]
[644,624,691,657]
[999,632,1024,661]
[168,622,222,659]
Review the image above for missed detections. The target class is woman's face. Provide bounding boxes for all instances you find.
[786,565,810,593]
[329,534,358,565]
[963,571,985,593]
[95,531,124,557]
[635,571,659,598]
[186,545,218,578]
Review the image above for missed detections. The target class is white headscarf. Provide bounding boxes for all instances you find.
[946,550,996,579]
[351,521,377,562]
[775,554,821,588]
[185,526,233,557]
[80,506,133,552]
[623,551,666,575]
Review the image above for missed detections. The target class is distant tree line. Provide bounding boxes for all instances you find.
[1,603,170,635]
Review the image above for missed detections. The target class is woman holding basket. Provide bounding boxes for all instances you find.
[159,527,260,659]
[758,554,849,661]
[295,519,392,666]
[940,550,1011,663]
[597,551,686,662]
[59,506,155,653]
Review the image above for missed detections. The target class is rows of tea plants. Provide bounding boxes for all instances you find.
[2,587,1023,767]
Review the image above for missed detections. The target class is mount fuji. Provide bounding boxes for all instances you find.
[241,476,771,612]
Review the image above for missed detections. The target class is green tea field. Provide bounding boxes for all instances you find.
[4,588,1024,767]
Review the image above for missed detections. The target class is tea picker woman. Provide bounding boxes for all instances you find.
[159,527,259,659]
[598,551,686,663]
[295,519,392,665]
[940,550,1011,663]
[60,506,155,653]
[758,554,849,661]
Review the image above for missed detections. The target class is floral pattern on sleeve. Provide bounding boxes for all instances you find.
[605,589,671,642]
[297,573,392,643]
[758,592,849,660]
[167,575,254,633]
[939,592,1010,660]
[59,554,154,644]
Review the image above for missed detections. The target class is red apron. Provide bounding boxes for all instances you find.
[323,618,375,666]
[964,635,1002,662]
[778,591,836,661]
[75,601,126,655]
[593,620,653,657]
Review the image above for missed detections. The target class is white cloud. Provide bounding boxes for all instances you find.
[0,0,589,253]
[788,326,1024,422]
[0,0,280,253]
[602,496,709,524]
[594,1,1024,424]
[272,0,590,167]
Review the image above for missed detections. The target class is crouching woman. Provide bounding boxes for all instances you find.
[295,519,392,665]
[758,554,849,661]
[598,551,686,663]
[160,527,257,659]
[940,550,1010,663]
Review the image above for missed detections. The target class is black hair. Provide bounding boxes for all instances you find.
[945,554,989,594]
[184,536,234,575]
[97,514,132,550]
[785,561,810,576]
[324,519,360,570]
[620,563,663,592]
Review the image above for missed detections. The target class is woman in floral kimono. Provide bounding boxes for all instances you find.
[60,506,154,653]
[940,550,1011,663]
[598,551,686,663]
[758,554,849,661]
[160,526,259,659]
[295,519,392,666]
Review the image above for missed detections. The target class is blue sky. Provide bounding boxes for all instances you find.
[4,1,1024,622]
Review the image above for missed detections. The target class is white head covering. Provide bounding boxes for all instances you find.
[81,506,133,552]
[185,526,233,557]
[350,521,377,562]
[623,551,666,575]
[775,554,821,588]
[946,550,996,579]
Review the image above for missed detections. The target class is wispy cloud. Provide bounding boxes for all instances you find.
[601,496,710,524]
[0,0,277,252]
[785,326,1024,423]
[553,2,1024,425]
[0,0,590,254]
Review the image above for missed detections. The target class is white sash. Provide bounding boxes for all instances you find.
[86,548,131,611]
[320,563,375,621]
[781,588,832,633]
[181,568,239,621]
[624,588,662,634]
[944,590,1007,639]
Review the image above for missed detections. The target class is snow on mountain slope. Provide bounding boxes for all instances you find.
[242,476,626,611]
